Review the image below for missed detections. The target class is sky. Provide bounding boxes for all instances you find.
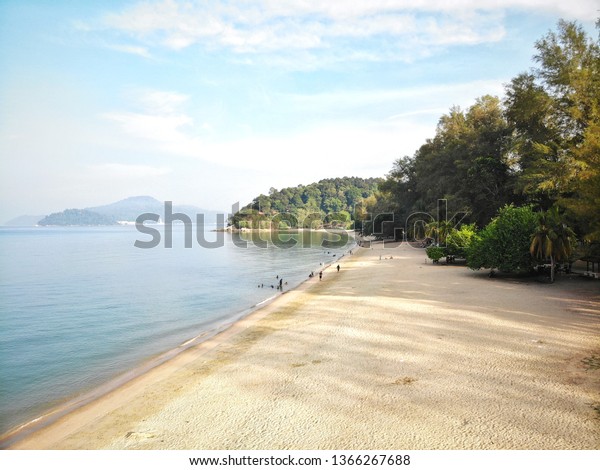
[0,0,598,222]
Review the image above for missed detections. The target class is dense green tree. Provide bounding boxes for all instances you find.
[561,120,600,240]
[404,96,513,228]
[413,106,469,213]
[378,156,419,219]
[505,20,600,236]
[504,73,560,203]
[467,205,538,273]
[534,20,599,141]
[457,96,514,223]
[344,187,364,210]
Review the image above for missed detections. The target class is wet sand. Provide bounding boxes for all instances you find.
[8,242,600,449]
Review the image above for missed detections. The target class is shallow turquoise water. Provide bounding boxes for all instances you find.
[0,225,352,434]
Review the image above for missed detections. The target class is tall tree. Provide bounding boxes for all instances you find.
[505,20,600,238]
[457,95,514,225]
[504,72,562,208]
[410,97,512,227]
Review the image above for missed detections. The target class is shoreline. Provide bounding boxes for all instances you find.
[0,243,355,449]
[214,227,357,233]
[5,242,600,449]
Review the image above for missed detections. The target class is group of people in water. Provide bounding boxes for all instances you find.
[258,274,288,290]
[258,249,349,291]
[258,264,342,289]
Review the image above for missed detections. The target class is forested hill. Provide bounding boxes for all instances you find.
[231,177,383,229]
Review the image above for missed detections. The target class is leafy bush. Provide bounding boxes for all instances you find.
[446,223,477,258]
[426,245,447,262]
[467,205,538,273]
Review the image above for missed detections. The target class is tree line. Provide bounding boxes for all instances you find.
[231,20,598,275]
[231,177,382,229]
[361,20,599,245]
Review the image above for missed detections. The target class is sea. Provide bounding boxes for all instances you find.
[0,225,354,436]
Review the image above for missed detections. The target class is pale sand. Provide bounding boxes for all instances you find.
[9,243,600,449]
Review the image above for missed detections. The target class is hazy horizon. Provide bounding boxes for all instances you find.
[1,1,598,222]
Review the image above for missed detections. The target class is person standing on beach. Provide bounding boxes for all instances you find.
[337,264,340,272]
[279,278,283,290]
[319,271,323,280]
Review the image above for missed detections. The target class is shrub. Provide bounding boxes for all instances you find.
[467,205,538,273]
[426,245,447,262]
[446,224,477,258]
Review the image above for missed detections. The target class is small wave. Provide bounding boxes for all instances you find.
[255,295,278,307]
[180,332,208,347]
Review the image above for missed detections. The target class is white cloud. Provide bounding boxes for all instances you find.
[102,79,506,178]
[98,0,597,63]
[255,0,598,20]
[103,89,208,160]
[103,89,200,152]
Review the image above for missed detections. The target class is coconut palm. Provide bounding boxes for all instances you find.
[530,207,576,282]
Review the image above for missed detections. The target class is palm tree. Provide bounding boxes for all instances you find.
[530,207,576,282]
[425,220,454,245]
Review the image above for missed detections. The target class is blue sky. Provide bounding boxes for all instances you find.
[0,1,598,221]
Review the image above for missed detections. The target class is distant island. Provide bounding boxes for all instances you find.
[38,209,117,226]
[4,196,220,227]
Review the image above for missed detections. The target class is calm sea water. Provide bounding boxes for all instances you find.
[0,225,353,435]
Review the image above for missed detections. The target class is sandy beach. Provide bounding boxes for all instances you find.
[7,242,600,450]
